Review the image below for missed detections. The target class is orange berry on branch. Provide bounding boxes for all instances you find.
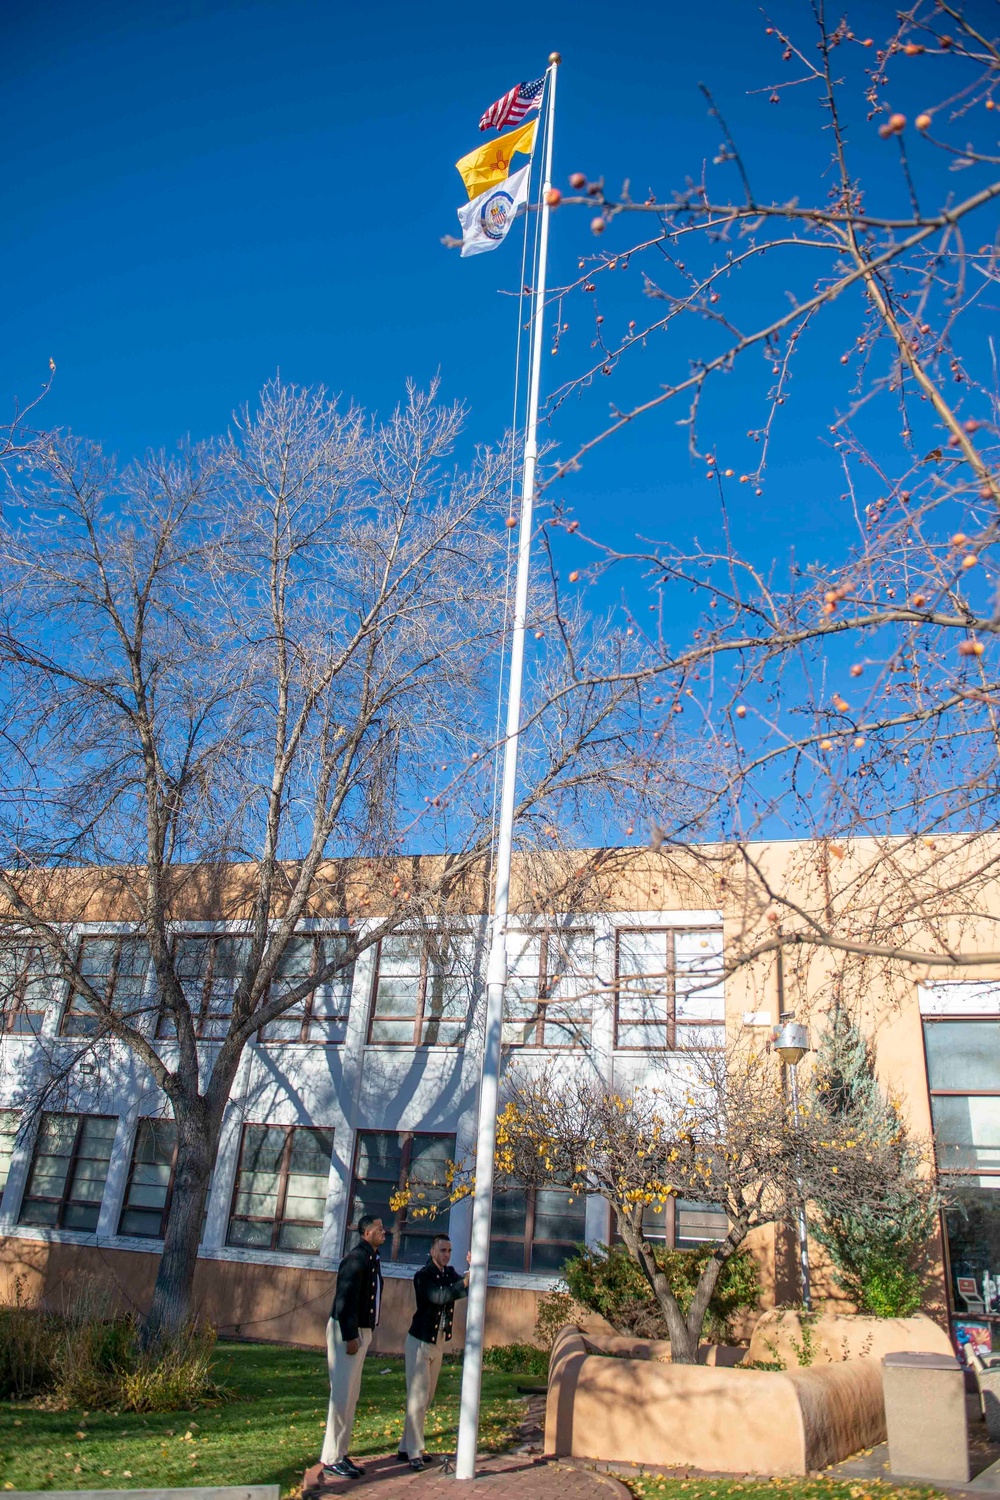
[568,172,587,189]
[590,217,606,235]
[853,736,865,748]
[889,113,907,132]
[850,664,864,677]
[544,188,562,207]
[568,570,580,582]
[962,554,978,569]
[915,113,931,131]
[735,705,747,718]
[819,739,833,751]
[959,639,985,656]
[903,42,925,54]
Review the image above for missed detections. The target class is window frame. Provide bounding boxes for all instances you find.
[61,934,151,1037]
[0,943,56,1036]
[366,934,467,1048]
[488,1182,587,1274]
[613,925,725,1052]
[18,1112,117,1231]
[922,1013,1000,1180]
[345,1129,454,1262]
[226,1121,334,1256]
[0,1108,19,1199]
[155,932,250,1041]
[258,933,353,1046]
[117,1117,179,1240]
[503,927,595,1051]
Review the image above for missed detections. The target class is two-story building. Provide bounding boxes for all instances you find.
[0,840,995,1354]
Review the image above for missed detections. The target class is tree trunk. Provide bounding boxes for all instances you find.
[142,1100,221,1349]
[618,1217,700,1364]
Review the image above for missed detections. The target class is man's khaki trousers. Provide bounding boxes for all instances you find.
[402,1332,444,1459]
[321,1320,373,1465]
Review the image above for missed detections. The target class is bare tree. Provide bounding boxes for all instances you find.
[0,379,687,1342]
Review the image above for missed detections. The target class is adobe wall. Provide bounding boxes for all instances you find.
[545,1327,887,1474]
[0,1235,543,1352]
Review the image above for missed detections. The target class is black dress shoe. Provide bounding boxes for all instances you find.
[396,1450,409,1463]
[321,1457,365,1480]
[409,1456,434,1471]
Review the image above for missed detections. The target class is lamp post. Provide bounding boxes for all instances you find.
[774,1017,812,1311]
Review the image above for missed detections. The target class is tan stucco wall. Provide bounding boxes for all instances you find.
[746,1310,953,1368]
[0,1236,544,1353]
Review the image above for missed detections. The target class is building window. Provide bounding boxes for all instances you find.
[0,1109,19,1198]
[19,1113,117,1231]
[118,1118,178,1239]
[259,934,353,1044]
[489,1184,587,1274]
[227,1124,334,1255]
[629,1197,729,1248]
[346,1131,454,1262]
[0,944,57,1035]
[504,929,594,1048]
[615,928,724,1050]
[157,934,250,1040]
[925,1018,1000,1176]
[368,934,467,1046]
[920,990,1000,1325]
[62,936,151,1036]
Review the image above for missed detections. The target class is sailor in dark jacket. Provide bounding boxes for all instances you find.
[319,1215,385,1480]
[398,1234,470,1469]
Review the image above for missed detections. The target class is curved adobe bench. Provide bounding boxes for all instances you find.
[545,1325,886,1475]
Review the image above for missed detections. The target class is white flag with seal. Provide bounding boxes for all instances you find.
[457,164,530,257]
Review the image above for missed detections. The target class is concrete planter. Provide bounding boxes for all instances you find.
[545,1314,953,1475]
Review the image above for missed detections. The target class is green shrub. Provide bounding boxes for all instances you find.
[534,1291,584,1350]
[481,1342,550,1378]
[0,1279,222,1410]
[855,1256,923,1318]
[564,1242,760,1343]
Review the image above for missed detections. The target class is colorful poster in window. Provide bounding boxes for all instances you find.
[954,1320,993,1365]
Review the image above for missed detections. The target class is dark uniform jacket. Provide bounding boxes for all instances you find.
[333,1239,383,1342]
[408,1260,468,1345]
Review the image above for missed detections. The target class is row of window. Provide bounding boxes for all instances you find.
[0,926,725,1052]
[0,1108,726,1270]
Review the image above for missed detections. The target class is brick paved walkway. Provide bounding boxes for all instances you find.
[302,1453,630,1500]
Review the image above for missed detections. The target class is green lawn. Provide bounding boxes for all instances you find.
[0,1343,530,1496]
[622,1477,950,1500]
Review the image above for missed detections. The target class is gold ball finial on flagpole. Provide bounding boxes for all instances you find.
[549,52,562,64]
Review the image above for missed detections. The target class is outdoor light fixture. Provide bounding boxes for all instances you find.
[775,1014,812,1310]
[774,1019,809,1065]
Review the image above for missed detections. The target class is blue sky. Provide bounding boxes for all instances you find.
[1,0,982,570]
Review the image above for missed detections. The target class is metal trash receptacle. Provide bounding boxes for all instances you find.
[882,1350,969,1483]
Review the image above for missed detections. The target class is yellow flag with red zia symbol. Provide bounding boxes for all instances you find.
[455,118,536,200]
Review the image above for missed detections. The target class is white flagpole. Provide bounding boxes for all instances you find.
[455,51,560,1483]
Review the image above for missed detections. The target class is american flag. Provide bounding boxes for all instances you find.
[479,76,545,133]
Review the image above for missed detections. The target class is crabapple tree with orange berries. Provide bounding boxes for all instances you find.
[538,0,1000,999]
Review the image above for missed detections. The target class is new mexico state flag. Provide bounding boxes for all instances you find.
[455,119,536,200]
